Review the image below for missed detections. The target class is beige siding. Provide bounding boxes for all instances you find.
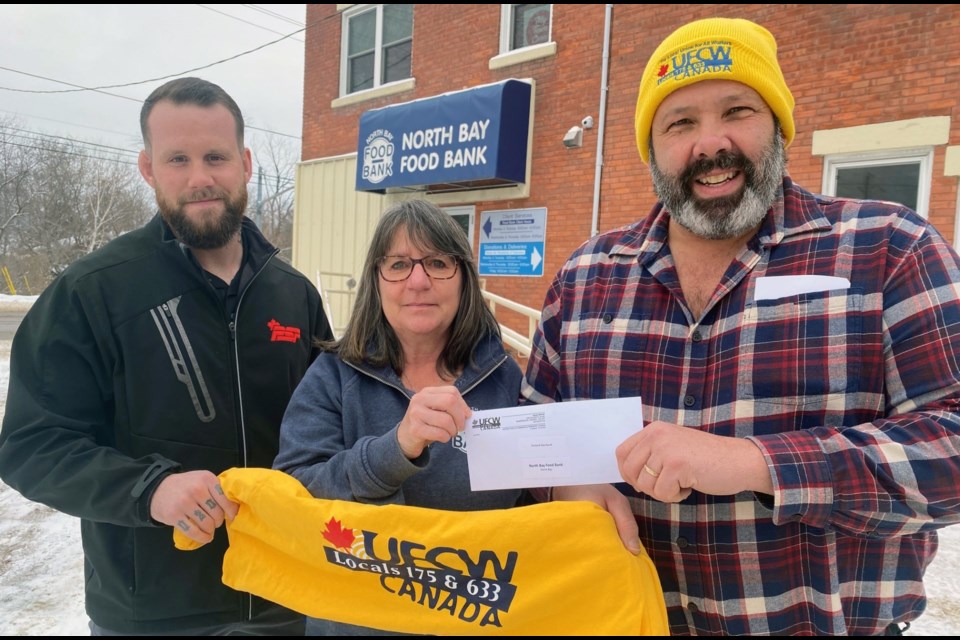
[292,154,385,336]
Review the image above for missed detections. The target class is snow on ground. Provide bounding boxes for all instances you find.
[0,293,39,312]
[0,320,958,634]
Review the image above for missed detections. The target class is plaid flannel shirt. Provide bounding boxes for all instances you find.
[522,177,960,635]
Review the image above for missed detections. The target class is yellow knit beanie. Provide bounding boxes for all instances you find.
[634,17,795,163]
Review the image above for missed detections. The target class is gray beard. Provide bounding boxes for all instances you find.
[649,127,786,240]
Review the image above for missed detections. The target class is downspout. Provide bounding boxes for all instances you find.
[590,4,613,237]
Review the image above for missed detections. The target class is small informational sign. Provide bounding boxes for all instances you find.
[478,208,546,277]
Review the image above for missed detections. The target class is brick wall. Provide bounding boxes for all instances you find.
[304,4,960,333]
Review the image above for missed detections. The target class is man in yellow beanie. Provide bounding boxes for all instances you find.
[523,16,960,636]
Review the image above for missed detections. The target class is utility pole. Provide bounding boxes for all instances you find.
[256,166,264,227]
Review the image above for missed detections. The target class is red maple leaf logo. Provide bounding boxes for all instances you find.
[657,64,669,78]
[322,517,355,550]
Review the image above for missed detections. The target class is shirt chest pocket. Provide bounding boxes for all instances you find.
[740,291,862,407]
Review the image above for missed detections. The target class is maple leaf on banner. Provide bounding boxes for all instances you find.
[322,517,356,550]
[658,64,669,77]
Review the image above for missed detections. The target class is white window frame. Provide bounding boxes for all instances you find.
[498,4,552,54]
[821,147,932,219]
[955,190,960,253]
[339,4,412,98]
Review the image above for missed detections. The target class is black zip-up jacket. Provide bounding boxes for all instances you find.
[0,215,332,633]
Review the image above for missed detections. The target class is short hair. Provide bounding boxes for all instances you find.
[333,199,501,377]
[140,77,244,149]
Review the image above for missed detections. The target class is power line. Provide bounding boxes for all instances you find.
[2,139,141,168]
[1,124,299,187]
[0,67,299,139]
[197,4,304,42]
[0,67,142,103]
[243,4,305,27]
[0,108,135,140]
[5,138,296,188]
[2,128,297,186]
[0,125,139,158]
[0,26,304,96]
[0,7,344,141]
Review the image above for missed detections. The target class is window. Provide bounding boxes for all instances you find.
[443,206,475,246]
[822,148,932,218]
[341,5,413,96]
[500,4,551,53]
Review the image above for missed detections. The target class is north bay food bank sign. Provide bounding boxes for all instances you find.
[355,80,531,193]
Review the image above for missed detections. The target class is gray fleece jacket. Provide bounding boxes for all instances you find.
[273,333,524,635]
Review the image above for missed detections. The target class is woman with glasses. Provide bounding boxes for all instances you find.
[274,199,523,635]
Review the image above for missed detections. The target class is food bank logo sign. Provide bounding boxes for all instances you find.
[355,79,531,193]
[361,129,395,185]
[321,517,518,629]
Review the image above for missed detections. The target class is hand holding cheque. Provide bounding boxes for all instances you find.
[464,397,642,491]
[465,396,772,500]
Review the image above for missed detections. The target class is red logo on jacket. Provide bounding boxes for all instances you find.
[267,319,301,343]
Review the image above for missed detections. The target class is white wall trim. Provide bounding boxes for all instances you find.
[331,78,416,109]
[489,42,557,70]
[811,116,950,156]
[945,146,960,177]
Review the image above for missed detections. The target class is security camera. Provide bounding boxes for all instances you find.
[581,116,594,129]
[563,126,583,149]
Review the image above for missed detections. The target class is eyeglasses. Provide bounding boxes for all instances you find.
[377,254,460,282]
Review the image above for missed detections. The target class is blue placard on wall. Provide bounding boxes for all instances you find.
[478,208,546,277]
[356,80,531,193]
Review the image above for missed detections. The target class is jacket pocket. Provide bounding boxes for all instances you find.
[149,296,216,423]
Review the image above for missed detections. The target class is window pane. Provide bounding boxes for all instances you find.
[382,40,412,84]
[383,4,413,44]
[348,10,376,56]
[835,163,920,211]
[349,53,374,93]
[450,214,470,239]
[511,4,551,50]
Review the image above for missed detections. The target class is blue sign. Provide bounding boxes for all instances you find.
[355,80,532,193]
[478,208,546,277]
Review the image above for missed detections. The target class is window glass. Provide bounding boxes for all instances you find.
[348,10,375,55]
[383,40,412,85]
[835,163,920,211]
[510,4,551,50]
[349,55,374,93]
[383,4,413,44]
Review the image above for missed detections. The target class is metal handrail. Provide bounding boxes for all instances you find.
[315,273,539,357]
[316,270,358,339]
[481,289,539,357]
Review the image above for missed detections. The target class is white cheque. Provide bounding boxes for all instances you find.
[463,396,643,491]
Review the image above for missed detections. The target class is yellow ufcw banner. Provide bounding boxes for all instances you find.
[175,468,668,635]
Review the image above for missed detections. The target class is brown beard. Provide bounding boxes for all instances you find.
[156,186,248,249]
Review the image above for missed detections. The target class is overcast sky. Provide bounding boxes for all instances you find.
[0,5,307,169]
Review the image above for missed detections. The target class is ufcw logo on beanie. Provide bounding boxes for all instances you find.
[656,40,733,83]
[634,17,796,163]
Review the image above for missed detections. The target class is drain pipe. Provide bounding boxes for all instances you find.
[590,4,613,238]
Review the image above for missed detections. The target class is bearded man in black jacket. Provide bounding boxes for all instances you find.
[0,77,332,635]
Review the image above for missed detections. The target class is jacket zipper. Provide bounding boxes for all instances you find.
[345,353,510,398]
[230,246,279,621]
[459,354,509,395]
